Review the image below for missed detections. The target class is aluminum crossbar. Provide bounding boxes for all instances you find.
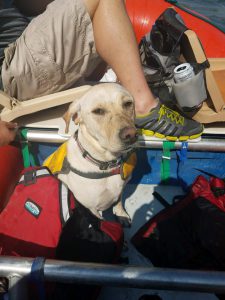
[1,256,225,297]
[25,129,225,152]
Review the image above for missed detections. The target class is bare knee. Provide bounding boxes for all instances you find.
[83,0,100,19]
[83,0,126,19]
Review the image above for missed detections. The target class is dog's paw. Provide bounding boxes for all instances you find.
[113,203,131,227]
[115,215,131,227]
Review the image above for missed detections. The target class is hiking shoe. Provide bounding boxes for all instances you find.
[135,103,203,141]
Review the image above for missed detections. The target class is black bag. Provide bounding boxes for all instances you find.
[54,200,124,300]
[131,175,225,271]
[53,199,124,300]
[56,199,124,263]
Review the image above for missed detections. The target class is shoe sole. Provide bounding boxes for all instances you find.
[138,128,203,142]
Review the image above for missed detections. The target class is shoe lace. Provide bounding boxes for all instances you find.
[158,105,184,125]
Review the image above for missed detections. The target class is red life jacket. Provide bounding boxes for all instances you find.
[0,166,75,258]
[0,166,124,263]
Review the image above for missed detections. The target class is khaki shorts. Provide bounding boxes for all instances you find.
[2,0,102,100]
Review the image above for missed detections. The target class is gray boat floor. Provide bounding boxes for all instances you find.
[98,184,218,300]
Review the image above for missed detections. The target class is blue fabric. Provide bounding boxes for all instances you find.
[33,143,225,191]
[30,257,46,300]
[0,293,8,300]
[0,7,30,68]
[130,148,179,186]
[130,148,225,191]
[0,5,30,89]
[32,143,59,165]
[3,0,13,8]
[177,151,225,191]
[177,142,188,162]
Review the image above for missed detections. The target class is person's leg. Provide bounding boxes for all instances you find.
[2,0,203,141]
[83,0,157,115]
[2,0,103,100]
[83,0,203,141]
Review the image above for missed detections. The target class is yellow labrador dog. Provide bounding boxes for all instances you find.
[45,83,137,225]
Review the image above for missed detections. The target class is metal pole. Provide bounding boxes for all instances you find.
[1,257,225,294]
[44,261,225,293]
[138,138,225,152]
[25,129,225,152]
[26,130,69,144]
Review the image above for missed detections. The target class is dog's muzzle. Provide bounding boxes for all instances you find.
[119,126,138,145]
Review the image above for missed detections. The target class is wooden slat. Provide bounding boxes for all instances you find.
[0,85,91,122]
[183,30,224,112]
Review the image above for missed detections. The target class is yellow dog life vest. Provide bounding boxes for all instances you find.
[43,142,68,175]
[43,142,137,180]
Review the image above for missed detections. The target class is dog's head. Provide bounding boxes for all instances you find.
[64,83,137,154]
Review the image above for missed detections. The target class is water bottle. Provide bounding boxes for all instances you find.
[174,63,195,83]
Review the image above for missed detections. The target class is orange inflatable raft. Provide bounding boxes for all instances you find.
[126,0,225,58]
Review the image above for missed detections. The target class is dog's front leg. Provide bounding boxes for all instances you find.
[90,208,103,220]
[113,196,131,227]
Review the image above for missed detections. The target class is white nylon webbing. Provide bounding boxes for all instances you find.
[60,182,70,223]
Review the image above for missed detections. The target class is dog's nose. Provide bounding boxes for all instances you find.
[119,127,138,144]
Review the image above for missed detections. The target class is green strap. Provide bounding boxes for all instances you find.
[20,128,36,168]
[161,141,175,183]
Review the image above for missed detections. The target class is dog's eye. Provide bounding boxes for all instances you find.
[123,101,133,109]
[92,108,106,115]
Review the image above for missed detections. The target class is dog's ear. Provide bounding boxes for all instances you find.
[63,101,81,133]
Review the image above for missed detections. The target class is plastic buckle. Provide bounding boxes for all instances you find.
[24,170,37,186]
[162,155,171,160]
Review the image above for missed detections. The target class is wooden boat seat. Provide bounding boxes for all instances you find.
[180,30,225,123]
[0,85,91,122]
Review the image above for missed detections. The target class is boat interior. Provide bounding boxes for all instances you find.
[0,10,225,300]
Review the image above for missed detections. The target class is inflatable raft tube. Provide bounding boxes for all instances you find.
[126,0,225,58]
[0,144,23,211]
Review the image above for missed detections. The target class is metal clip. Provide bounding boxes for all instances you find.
[24,170,37,186]
[99,162,109,170]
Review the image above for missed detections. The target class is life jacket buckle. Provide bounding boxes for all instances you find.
[24,170,37,186]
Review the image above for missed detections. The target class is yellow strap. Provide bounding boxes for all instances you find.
[43,142,67,174]
[121,152,137,180]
